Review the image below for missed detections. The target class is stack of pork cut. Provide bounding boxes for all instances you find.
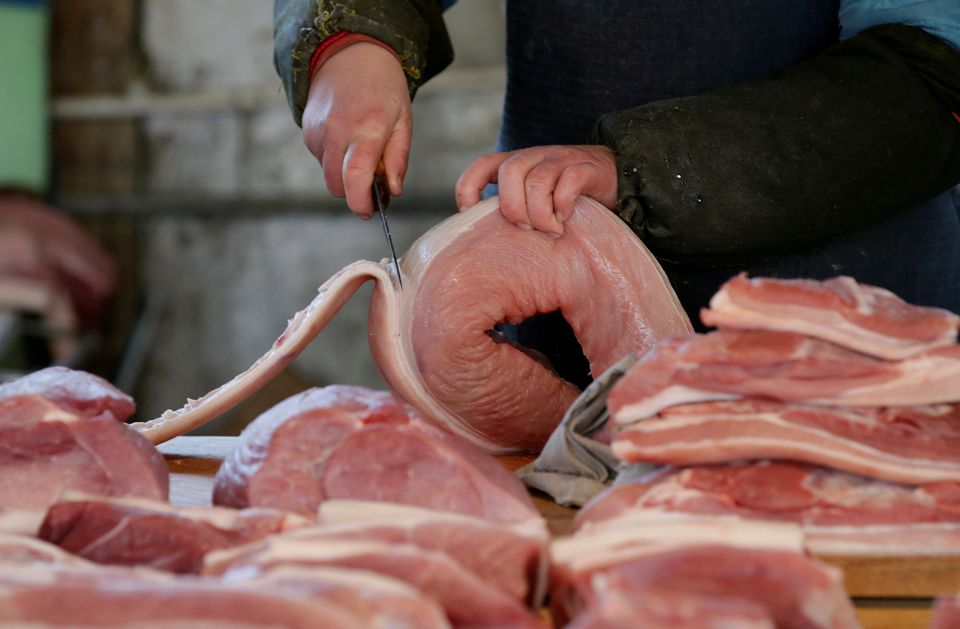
[598,273,960,554]
[556,274,960,628]
[0,373,550,628]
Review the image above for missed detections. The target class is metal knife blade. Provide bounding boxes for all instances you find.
[372,170,403,289]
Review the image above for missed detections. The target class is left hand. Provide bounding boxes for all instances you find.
[455,145,618,236]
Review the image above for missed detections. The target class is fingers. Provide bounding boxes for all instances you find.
[342,133,388,219]
[382,117,411,197]
[553,162,596,227]
[455,152,511,210]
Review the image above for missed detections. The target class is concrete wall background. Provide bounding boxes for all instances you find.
[52,2,508,430]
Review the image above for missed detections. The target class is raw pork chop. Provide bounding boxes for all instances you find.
[0,366,135,421]
[38,494,310,573]
[701,274,959,360]
[611,399,960,484]
[212,385,540,524]
[204,536,545,628]
[576,461,960,555]
[310,500,548,604]
[608,329,960,424]
[550,516,857,629]
[0,395,167,535]
[132,196,691,452]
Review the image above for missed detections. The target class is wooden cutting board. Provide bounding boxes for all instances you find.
[160,436,956,629]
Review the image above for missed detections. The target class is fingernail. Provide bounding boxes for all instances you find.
[517,223,533,231]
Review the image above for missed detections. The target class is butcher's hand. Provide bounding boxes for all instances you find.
[456,145,618,236]
[302,42,412,219]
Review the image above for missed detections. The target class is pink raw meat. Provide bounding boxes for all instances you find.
[0,367,135,421]
[133,196,691,452]
[576,461,960,555]
[608,329,960,423]
[611,399,960,484]
[0,395,168,535]
[701,274,959,360]
[551,517,856,629]
[39,494,310,573]
[309,500,548,604]
[204,535,545,629]
[212,385,540,525]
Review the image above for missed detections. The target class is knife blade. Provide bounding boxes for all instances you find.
[372,167,403,289]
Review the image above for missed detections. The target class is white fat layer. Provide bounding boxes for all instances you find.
[252,564,422,597]
[613,412,960,483]
[805,523,960,556]
[316,500,546,539]
[552,514,804,571]
[206,537,405,572]
[40,408,78,424]
[614,386,740,425]
[706,288,956,360]
[0,510,45,536]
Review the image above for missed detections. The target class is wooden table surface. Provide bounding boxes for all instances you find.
[160,436,958,629]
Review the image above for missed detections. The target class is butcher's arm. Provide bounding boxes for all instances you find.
[273,0,453,216]
[592,19,960,264]
[273,0,453,126]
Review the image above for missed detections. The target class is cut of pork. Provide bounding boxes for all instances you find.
[701,274,959,360]
[132,196,691,452]
[611,399,960,484]
[204,536,546,629]
[0,533,97,567]
[932,596,960,629]
[0,395,168,535]
[0,367,135,421]
[608,329,960,423]
[0,564,430,628]
[38,494,310,573]
[212,385,541,525]
[309,500,548,604]
[550,515,856,629]
[566,587,775,629]
[576,461,960,555]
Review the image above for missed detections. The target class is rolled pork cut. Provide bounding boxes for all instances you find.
[132,196,691,452]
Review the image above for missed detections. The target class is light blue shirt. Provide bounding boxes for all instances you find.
[840,0,960,49]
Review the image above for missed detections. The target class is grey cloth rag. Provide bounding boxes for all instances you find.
[517,353,658,507]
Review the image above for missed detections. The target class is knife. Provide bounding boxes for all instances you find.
[372,165,403,289]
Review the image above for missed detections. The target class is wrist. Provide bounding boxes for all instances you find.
[309,32,402,79]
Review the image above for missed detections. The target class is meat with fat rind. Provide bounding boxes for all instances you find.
[576,461,960,555]
[134,196,691,452]
[38,494,310,573]
[213,385,541,525]
[0,395,168,535]
[611,399,960,485]
[0,366,135,421]
[701,274,959,360]
[550,516,857,629]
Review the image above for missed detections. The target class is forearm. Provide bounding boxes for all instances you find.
[593,24,960,265]
[273,0,453,126]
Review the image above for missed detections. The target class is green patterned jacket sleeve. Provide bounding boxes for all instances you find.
[273,0,453,126]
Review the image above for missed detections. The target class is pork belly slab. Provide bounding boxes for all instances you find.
[213,385,541,525]
[611,399,960,484]
[576,461,960,555]
[313,500,548,605]
[204,535,545,629]
[134,196,691,452]
[0,393,168,535]
[550,516,857,629]
[701,274,959,360]
[608,329,960,424]
[38,494,310,573]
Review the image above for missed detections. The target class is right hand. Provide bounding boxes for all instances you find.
[302,42,412,219]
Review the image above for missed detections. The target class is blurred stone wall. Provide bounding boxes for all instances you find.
[51,1,507,432]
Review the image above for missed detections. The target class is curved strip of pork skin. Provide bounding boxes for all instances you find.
[131,196,691,452]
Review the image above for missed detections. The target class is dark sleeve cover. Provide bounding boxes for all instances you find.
[592,24,960,265]
[273,0,454,126]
